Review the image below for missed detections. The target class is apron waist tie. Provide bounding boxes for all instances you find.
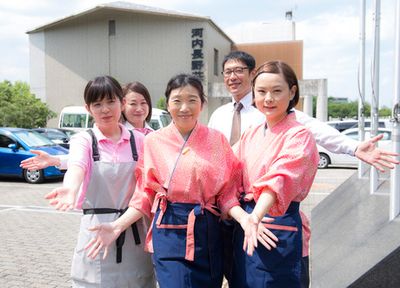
[83,207,141,263]
[185,204,220,261]
[153,198,220,262]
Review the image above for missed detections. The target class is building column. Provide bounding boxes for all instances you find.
[303,94,313,117]
[316,79,328,122]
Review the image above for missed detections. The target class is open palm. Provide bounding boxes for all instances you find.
[45,187,76,211]
[85,223,121,260]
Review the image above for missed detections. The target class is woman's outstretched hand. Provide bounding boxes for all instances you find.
[20,150,60,170]
[85,223,121,260]
[45,187,75,211]
[240,213,260,256]
[257,217,279,250]
[355,134,400,172]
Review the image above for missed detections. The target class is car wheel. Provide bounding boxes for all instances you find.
[318,153,330,169]
[23,169,44,184]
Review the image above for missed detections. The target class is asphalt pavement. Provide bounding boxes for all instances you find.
[0,167,357,288]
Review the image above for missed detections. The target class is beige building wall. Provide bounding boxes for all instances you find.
[234,41,303,80]
[233,41,304,111]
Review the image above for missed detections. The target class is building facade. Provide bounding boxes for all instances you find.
[28,2,233,126]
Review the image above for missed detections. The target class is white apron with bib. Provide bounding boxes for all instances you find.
[71,130,156,288]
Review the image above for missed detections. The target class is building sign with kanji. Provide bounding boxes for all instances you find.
[191,28,204,81]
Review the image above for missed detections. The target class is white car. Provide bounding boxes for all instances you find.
[318,128,393,169]
[58,106,171,131]
[148,108,172,130]
[326,119,390,132]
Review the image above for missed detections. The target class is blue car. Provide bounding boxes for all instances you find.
[0,127,68,184]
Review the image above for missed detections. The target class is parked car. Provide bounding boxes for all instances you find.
[58,106,171,131]
[33,128,75,149]
[0,128,69,183]
[148,108,172,130]
[59,128,77,138]
[58,106,94,131]
[318,128,393,169]
[326,120,359,132]
[348,119,392,130]
[327,119,389,132]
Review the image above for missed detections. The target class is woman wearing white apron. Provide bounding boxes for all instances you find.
[45,76,156,288]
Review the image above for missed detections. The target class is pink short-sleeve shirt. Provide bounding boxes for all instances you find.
[68,123,144,208]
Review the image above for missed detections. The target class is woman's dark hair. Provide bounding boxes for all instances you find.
[122,82,152,123]
[252,60,299,112]
[84,76,123,105]
[222,50,256,72]
[164,74,206,104]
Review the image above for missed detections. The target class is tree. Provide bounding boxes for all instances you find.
[379,106,391,117]
[311,96,391,119]
[0,80,56,128]
[156,97,167,110]
[325,98,375,119]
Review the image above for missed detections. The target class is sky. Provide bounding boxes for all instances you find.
[0,0,397,107]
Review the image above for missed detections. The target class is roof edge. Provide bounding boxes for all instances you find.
[26,1,231,43]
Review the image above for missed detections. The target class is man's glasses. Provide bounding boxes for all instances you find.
[222,66,249,77]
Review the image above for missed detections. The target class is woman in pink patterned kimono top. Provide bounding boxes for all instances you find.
[85,74,260,288]
[231,61,319,288]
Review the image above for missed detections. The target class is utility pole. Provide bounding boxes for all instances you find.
[370,0,380,194]
[390,0,400,220]
[358,0,367,178]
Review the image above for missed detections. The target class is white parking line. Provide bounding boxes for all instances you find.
[0,183,58,189]
[0,204,80,214]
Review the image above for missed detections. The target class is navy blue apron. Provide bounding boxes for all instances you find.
[231,200,302,288]
[152,201,223,288]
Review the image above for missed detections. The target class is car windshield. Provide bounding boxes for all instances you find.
[160,114,172,127]
[60,113,92,128]
[63,130,77,138]
[149,119,160,130]
[44,130,68,140]
[344,129,392,141]
[15,130,55,147]
[344,131,359,140]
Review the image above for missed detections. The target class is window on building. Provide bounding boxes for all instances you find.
[109,20,116,36]
[214,49,219,76]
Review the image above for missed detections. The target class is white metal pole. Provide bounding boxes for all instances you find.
[370,0,380,194]
[359,0,367,178]
[390,0,400,220]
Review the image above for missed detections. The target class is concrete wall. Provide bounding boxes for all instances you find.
[299,79,328,121]
[206,82,231,123]
[199,22,231,123]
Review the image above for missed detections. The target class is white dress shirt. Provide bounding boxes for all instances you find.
[208,92,359,156]
[123,121,154,131]
[208,92,264,141]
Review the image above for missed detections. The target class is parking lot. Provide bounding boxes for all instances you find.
[0,167,357,287]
